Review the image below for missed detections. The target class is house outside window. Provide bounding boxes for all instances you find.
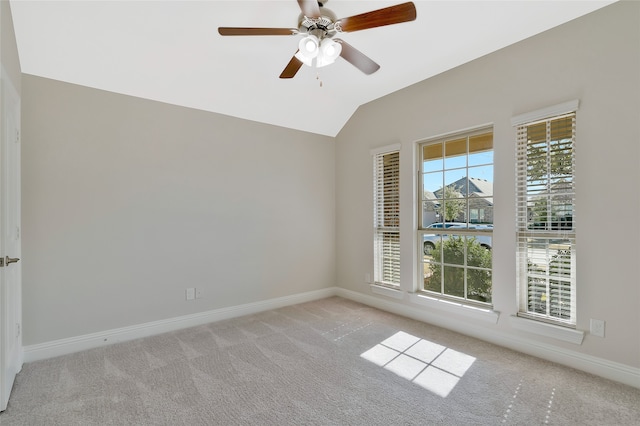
[514,102,577,326]
[418,128,493,306]
[373,146,400,286]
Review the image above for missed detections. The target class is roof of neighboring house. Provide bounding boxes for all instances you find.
[467,177,493,198]
[424,190,436,199]
[433,177,493,201]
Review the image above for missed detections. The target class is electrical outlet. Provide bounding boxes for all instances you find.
[590,319,605,337]
[185,288,195,301]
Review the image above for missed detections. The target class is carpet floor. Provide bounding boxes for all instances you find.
[1,296,639,425]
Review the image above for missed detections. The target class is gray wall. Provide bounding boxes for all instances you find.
[335,1,640,368]
[22,76,336,344]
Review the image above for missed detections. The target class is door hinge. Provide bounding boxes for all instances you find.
[15,129,20,144]
[16,324,21,338]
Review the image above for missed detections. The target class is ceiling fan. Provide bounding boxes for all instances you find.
[218,1,417,79]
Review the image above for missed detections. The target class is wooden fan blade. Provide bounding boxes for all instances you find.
[218,27,298,36]
[298,0,321,18]
[280,52,304,79]
[336,2,416,33]
[335,39,380,75]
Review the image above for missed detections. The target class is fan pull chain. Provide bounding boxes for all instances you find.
[316,73,323,88]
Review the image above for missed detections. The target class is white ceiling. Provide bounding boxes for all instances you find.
[10,0,615,137]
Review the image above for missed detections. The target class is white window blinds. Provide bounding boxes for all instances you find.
[374,150,400,286]
[516,112,576,325]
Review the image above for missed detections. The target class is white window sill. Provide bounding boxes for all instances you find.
[509,315,584,345]
[370,284,404,300]
[409,293,500,324]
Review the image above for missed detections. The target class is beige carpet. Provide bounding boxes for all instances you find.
[1,297,639,425]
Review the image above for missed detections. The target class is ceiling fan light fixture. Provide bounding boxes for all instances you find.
[294,50,314,66]
[297,34,320,59]
[319,38,341,62]
[316,55,330,68]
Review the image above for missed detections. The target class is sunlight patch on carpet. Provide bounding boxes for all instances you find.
[360,331,475,397]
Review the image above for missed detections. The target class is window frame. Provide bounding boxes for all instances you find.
[417,126,494,308]
[513,100,579,327]
[372,144,401,287]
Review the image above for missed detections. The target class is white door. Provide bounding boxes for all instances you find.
[0,67,22,412]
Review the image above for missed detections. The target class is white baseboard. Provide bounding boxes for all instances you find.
[23,287,339,363]
[336,287,640,389]
[23,286,639,390]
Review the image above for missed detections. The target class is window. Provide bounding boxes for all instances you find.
[418,128,493,306]
[373,147,400,286]
[515,106,576,326]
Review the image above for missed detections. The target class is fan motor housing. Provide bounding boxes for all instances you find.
[298,8,337,35]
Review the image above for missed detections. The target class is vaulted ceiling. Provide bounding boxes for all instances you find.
[10,1,614,136]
